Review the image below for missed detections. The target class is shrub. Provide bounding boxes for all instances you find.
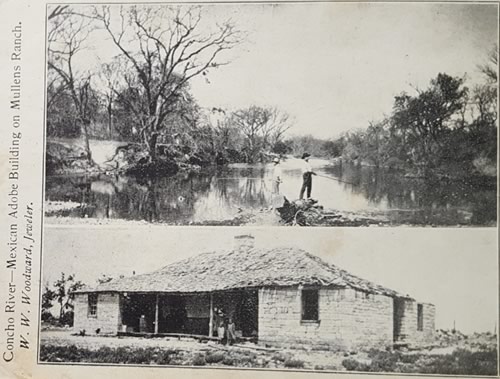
[368,350,401,372]
[343,348,498,376]
[421,348,498,376]
[284,358,305,369]
[271,352,287,362]
[156,349,174,365]
[127,348,154,364]
[40,345,180,366]
[400,354,419,364]
[191,354,206,366]
[59,311,75,327]
[41,312,57,324]
[342,358,368,371]
[222,356,235,366]
[205,352,225,364]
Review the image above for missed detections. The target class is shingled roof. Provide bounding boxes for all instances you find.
[77,246,407,298]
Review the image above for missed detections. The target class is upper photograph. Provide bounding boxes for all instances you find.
[44,2,498,227]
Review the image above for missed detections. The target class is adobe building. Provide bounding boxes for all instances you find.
[73,235,435,350]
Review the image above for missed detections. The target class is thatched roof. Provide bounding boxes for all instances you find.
[77,246,407,298]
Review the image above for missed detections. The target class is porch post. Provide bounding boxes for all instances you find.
[208,293,213,337]
[154,293,159,334]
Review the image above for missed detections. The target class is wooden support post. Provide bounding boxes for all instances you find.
[154,294,159,334]
[209,293,214,337]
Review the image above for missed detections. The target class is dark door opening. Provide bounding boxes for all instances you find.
[160,295,188,333]
[393,298,405,342]
[214,289,258,338]
[121,293,156,333]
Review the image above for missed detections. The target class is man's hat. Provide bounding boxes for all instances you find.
[301,153,311,159]
[273,157,280,163]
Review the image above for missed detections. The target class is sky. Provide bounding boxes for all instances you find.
[43,226,497,335]
[58,2,499,139]
[190,2,499,138]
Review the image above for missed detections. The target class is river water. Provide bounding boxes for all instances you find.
[45,158,496,226]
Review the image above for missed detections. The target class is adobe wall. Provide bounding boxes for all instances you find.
[73,292,122,335]
[258,287,393,350]
[396,300,435,346]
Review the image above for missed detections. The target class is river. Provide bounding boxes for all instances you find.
[45,158,496,226]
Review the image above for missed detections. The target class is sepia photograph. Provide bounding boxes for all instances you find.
[1,1,500,379]
[38,227,498,375]
[44,2,498,227]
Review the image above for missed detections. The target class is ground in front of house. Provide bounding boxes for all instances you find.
[39,329,498,375]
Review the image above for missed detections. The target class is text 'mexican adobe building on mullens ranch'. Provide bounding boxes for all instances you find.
[73,235,435,350]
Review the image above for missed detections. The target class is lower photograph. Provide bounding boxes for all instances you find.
[39,227,498,375]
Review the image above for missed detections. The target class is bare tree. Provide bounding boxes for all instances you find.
[48,5,70,21]
[48,8,96,163]
[93,5,243,163]
[478,44,498,84]
[96,58,122,139]
[263,107,292,149]
[232,106,292,162]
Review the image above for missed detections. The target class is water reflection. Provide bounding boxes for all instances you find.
[45,159,496,226]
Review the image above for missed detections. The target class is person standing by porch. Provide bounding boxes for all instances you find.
[214,308,226,344]
[299,153,316,200]
[139,315,148,333]
[227,317,237,345]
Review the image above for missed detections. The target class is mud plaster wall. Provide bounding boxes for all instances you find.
[74,293,121,335]
[258,287,393,350]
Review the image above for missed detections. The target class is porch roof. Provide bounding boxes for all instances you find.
[76,246,409,299]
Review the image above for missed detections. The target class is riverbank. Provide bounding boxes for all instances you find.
[331,156,497,183]
[44,142,497,226]
[45,198,492,227]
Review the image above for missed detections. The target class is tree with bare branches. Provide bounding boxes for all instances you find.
[96,58,122,139]
[478,44,498,84]
[232,106,292,162]
[48,8,96,163]
[92,5,243,165]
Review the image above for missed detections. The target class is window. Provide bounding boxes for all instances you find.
[88,294,98,318]
[301,289,319,321]
[417,303,423,331]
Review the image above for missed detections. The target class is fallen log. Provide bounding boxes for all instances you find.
[277,198,389,226]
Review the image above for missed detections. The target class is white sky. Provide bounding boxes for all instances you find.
[43,226,497,335]
[61,3,498,139]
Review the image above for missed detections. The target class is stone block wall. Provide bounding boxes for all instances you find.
[396,299,435,346]
[73,292,121,335]
[258,286,394,350]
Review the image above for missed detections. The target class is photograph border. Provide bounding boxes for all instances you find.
[37,1,500,376]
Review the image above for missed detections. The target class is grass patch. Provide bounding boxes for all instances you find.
[40,344,178,365]
[342,348,498,375]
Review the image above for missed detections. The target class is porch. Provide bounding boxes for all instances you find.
[118,289,259,339]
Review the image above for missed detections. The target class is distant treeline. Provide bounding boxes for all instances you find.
[322,59,498,177]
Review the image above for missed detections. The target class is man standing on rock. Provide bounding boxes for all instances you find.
[299,153,316,200]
